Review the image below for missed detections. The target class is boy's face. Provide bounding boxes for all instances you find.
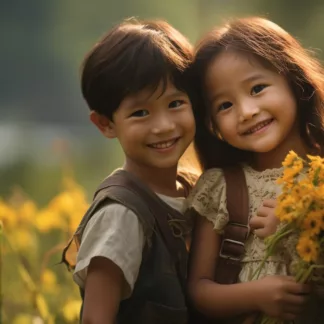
[93,80,195,172]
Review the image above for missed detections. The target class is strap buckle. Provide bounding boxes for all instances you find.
[219,222,248,261]
[219,239,245,261]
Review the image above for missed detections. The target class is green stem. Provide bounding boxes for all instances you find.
[251,228,294,280]
[298,265,324,284]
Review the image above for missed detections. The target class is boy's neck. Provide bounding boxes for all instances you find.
[123,161,184,198]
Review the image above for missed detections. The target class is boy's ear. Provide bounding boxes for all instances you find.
[89,111,116,138]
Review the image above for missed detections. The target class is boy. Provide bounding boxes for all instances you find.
[62,19,196,324]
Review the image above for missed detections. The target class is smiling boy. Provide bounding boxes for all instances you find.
[62,19,197,324]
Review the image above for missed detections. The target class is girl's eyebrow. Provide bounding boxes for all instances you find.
[209,73,267,103]
[241,73,266,84]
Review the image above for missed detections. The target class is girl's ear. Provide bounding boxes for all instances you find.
[89,111,116,138]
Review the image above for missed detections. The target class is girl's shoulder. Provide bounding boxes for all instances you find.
[196,167,225,184]
[186,168,228,231]
[187,168,226,210]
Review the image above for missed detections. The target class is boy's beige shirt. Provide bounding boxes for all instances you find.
[74,194,187,299]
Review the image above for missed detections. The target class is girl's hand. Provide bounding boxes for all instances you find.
[249,199,279,238]
[254,275,309,321]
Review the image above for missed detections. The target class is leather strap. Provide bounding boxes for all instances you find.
[214,166,250,284]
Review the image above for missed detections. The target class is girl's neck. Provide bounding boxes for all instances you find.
[123,160,184,198]
[250,134,310,172]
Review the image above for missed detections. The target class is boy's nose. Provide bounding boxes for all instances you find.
[151,115,176,134]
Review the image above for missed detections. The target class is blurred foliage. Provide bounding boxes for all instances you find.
[0,173,88,323]
[2,0,324,123]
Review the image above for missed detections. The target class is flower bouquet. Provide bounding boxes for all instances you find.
[254,151,324,324]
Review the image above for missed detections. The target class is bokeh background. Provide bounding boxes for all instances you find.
[1,1,324,323]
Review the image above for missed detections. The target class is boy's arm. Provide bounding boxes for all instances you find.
[74,204,145,324]
[82,256,124,324]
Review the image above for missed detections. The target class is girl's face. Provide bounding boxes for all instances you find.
[205,50,303,166]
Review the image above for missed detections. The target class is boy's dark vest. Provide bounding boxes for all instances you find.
[62,169,197,324]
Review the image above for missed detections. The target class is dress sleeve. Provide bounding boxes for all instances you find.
[73,203,145,299]
[186,168,229,233]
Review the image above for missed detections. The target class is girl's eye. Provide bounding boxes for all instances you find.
[130,110,149,117]
[218,101,233,112]
[169,100,185,109]
[251,84,267,95]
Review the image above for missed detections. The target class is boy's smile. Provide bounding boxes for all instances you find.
[147,136,181,151]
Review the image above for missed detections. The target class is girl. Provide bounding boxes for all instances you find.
[187,17,324,323]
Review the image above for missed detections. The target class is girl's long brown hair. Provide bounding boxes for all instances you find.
[192,17,324,170]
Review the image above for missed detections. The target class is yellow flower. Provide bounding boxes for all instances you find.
[35,208,65,232]
[9,228,36,251]
[12,313,34,324]
[0,199,17,230]
[296,234,319,263]
[275,194,299,223]
[62,299,82,322]
[18,200,37,223]
[302,210,322,236]
[278,153,304,185]
[41,269,58,293]
[307,154,324,172]
[282,151,299,167]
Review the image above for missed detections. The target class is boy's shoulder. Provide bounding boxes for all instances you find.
[93,168,156,226]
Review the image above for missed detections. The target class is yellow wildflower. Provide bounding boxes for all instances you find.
[307,155,324,172]
[35,208,65,232]
[282,151,298,167]
[12,313,34,324]
[41,269,58,294]
[296,234,319,263]
[62,299,82,322]
[275,195,298,223]
[302,210,322,236]
[9,228,36,251]
[18,200,37,223]
[278,156,303,185]
[0,199,17,230]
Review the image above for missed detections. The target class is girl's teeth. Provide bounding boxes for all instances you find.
[247,120,271,134]
[151,140,176,149]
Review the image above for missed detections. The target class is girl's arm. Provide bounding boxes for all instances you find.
[188,215,261,318]
[188,215,309,320]
[82,256,124,324]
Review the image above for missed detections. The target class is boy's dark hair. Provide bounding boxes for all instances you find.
[191,17,324,170]
[81,18,194,120]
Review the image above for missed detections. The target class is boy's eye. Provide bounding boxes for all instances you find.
[169,100,185,109]
[251,84,267,95]
[130,110,149,117]
[218,101,233,112]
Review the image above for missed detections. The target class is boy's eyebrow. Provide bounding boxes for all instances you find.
[162,89,186,98]
[126,88,186,109]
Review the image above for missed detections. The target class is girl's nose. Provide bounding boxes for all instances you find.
[238,101,260,123]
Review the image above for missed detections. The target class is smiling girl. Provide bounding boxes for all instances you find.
[187,17,324,323]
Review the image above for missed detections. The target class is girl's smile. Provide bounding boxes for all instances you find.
[240,118,274,136]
